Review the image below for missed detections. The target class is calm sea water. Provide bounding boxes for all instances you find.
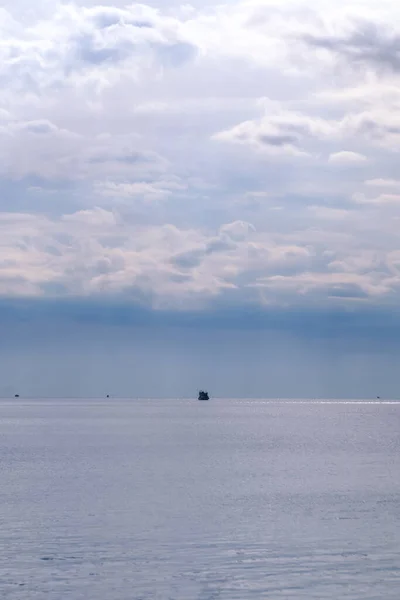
[1,398,400,599]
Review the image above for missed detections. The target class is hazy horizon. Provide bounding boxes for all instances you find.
[2,299,400,398]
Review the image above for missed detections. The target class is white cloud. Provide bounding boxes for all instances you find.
[0,3,197,93]
[307,206,352,220]
[365,178,400,188]
[212,107,336,157]
[328,151,368,164]
[257,271,392,300]
[62,207,118,227]
[94,179,186,202]
[0,206,398,309]
[353,192,400,205]
[219,220,256,241]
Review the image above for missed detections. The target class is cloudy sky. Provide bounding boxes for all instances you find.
[2,0,400,397]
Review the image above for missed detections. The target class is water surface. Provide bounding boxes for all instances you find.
[1,398,400,598]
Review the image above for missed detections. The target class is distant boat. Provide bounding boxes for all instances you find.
[198,390,210,401]
[14,394,19,398]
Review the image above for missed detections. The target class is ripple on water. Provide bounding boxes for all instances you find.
[1,398,400,599]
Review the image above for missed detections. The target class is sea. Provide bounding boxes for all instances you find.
[1,398,399,599]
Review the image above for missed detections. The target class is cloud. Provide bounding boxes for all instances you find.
[353,192,400,205]
[255,270,392,300]
[328,151,368,164]
[1,204,399,310]
[365,178,400,187]
[340,109,400,149]
[0,4,197,90]
[1,0,400,314]
[62,207,118,227]
[307,206,352,220]
[219,220,256,241]
[301,20,400,73]
[0,116,172,184]
[95,178,186,202]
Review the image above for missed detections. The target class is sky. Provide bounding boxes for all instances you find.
[2,0,400,397]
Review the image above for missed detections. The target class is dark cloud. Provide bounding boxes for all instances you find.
[22,121,57,135]
[350,116,400,141]
[302,21,400,72]
[258,133,299,147]
[89,150,157,165]
[326,284,369,299]
[205,239,236,254]
[171,249,204,269]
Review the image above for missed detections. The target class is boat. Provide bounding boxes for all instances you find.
[198,390,209,401]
